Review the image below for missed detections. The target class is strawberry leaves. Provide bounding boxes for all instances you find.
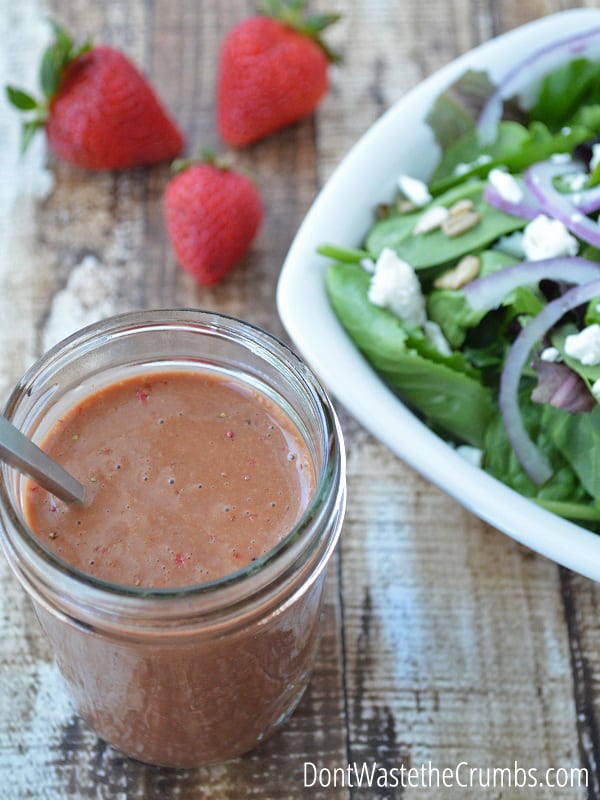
[40,22,92,100]
[5,89,47,153]
[5,87,37,110]
[5,20,92,153]
[257,0,342,62]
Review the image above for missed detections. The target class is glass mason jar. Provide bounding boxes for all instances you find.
[0,310,346,768]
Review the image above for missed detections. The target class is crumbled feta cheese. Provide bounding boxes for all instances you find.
[360,257,375,273]
[562,171,587,192]
[368,248,426,327]
[452,155,491,177]
[413,205,449,235]
[456,445,483,468]
[495,231,526,259]
[561,126,572,135]
[423,320,452,356]
[592,378,600,400]
[397,174,431,208]
[487,168,523,204]
[551,153,572,164]
[522,214,579,261]
[565,324,600,366]
[540,346,561,363]
[591,143,600,173]
[454,163,470,177]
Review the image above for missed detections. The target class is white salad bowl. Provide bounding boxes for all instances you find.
[277,8,600,581]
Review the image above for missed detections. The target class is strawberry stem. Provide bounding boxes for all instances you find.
[257,0,342,62]
[171,150,232,175]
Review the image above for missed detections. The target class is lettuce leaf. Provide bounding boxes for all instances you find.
[529,58,600,131]
[430,121,592,194]
[366,183,526,270]
[425,69,496,151]
[545,405,600,500]
[484,393,587,500]
[325,261,493,447]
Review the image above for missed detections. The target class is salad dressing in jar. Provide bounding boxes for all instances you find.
[0,310,346,767]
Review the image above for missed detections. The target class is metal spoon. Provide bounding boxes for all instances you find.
[0,415,85,504]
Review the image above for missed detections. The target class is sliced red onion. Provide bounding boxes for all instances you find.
[500,278,600,485]
[484,172,600,219]
[483,181,541,220]
[478,26,600,144]
[464,256,600,311]
[525,159,600,247]
[576,183,600,215]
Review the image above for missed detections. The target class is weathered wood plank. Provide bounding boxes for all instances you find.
[1,0,600,799]
[0,0,348,797]
[559,570,600,800]
[339,436,584,798]
[315,1,596,798]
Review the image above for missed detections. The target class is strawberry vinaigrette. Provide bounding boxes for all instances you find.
[25,370,315,588]
[0,310,346,766]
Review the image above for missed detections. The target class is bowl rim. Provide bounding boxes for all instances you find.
[277,8,600,582]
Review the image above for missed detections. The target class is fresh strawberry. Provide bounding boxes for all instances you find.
[6,22,183,170]
[164,155,263,286]
[217,0,341,147]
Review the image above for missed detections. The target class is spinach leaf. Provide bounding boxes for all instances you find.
[364,211,420,259]
[427,249,520,349]
[591,160,600,189]
[364,182,486,263]
[545,404,600,500]
[552,324,600,385]
[579,244,600,263]
[427,289,484,348]
[325,261,493,447]
[529,58,600,131]
[484,393,587,502]
[366,183,526,270]
[502,286,544,322]
[504,121,591,169]
[585,298,600,326]
[431,121,529,185]
[571,103,600,132]
[430,121,592,194]
[478,249,520,276]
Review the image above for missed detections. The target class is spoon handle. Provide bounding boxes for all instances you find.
[0,416,85,504]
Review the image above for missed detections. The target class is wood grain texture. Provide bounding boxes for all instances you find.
[340,436,584,799]
[0,1,599,798]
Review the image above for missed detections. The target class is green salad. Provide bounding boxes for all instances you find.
[320,44,600,529]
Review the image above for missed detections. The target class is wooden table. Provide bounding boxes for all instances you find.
[1,0,599,797]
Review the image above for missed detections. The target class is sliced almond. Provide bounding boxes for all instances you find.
[413,205,449,235]
[397,199,418,214]
[449,198,475,216]
[433,254,481,290]
[442,210,481,237]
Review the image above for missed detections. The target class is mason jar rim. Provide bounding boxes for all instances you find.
[0,309,345,623]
